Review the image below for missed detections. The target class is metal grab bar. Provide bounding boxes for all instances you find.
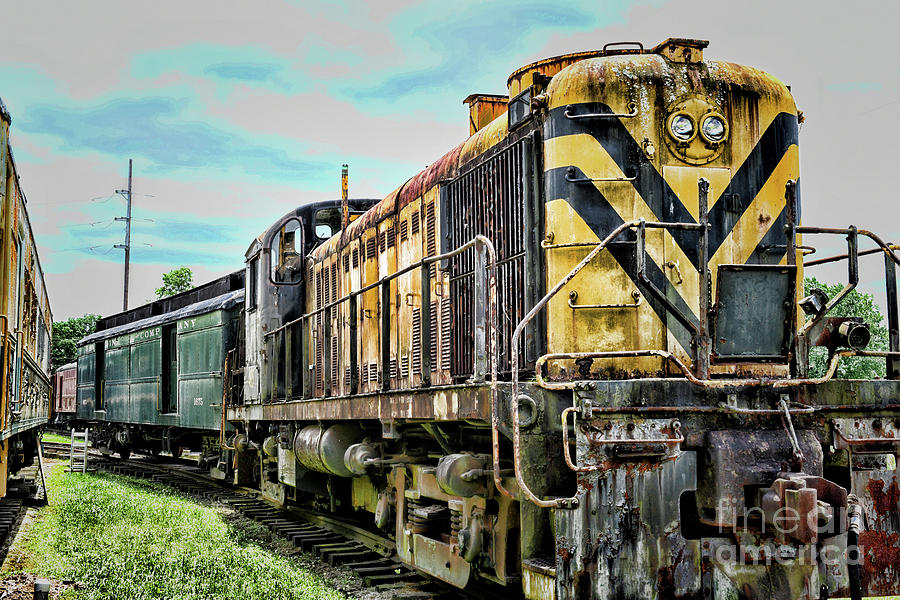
[564,103,637,120]
[568,289,642,310]
[565,166,636,184]
[805,244,900,267]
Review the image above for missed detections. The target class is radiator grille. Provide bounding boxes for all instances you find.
[448,138,530,377]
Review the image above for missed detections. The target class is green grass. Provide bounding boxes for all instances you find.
[41,432,74,444]
[15,467,346,600]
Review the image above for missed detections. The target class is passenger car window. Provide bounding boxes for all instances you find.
[270,218,303,284]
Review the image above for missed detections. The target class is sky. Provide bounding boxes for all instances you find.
[1,0,899,320]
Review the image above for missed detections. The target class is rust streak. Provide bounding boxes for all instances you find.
[859,530,900,594]
[866,477,900,515]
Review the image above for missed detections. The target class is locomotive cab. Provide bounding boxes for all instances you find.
[243,199,378,407]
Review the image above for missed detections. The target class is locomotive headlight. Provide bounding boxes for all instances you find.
[701,115,727,143]
[669,114,695,141]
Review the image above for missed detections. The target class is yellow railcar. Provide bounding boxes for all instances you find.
[0,98,53,497]
[233,40,900,599]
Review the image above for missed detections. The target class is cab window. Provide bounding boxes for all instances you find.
[314,208,341,241]
[270,218,303,284]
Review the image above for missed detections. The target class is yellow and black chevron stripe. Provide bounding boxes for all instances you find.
[542,100,799,375]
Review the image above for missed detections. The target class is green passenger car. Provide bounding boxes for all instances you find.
[76,276,243,463]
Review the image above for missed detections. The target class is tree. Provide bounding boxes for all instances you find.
[51,314,100,370]
[804,276,888,379]
[155,267,194,298]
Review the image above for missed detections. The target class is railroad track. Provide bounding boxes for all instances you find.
[41,444,470,599]
[0,465,43,566]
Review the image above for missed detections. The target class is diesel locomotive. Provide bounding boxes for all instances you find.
[76,39,900,599]
[0,98,53,496]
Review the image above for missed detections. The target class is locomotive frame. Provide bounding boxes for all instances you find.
[227,38,900,599]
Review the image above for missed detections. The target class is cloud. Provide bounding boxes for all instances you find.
[19,97,328,182]
[204,63,283,82]
[826,81,883,93]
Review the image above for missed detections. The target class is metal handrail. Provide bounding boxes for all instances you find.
[508,201,714,508]
[263,235,511,499]
[535,349,900,390]
[798,225,900,379]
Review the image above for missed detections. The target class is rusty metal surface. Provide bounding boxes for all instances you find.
[228,385,492,423]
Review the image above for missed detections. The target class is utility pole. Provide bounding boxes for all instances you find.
[114,159,133,311]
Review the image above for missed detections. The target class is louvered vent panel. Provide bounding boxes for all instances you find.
[390,358,397,380]
[330,261,338,318]
[315,338,323,392]
[399,219,409,241]
[343,254,350,273]
[412,308,422,375]
[352,248,360,269]
[366,238,376,259]
[330,337,338,389]
[426,202,436,256]
[369,363,379,385]
[440,298,452,370]
[387,222,396,248]
[430,301,438,372]
[345,366,352,387]
[323,269,330,313]
[411,211,420,235]
[400,355,409,378]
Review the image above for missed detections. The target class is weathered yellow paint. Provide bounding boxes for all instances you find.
[544,133,700,323]
[708,145,800,294]
[544,198,669,376]
[663,166,733,219]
